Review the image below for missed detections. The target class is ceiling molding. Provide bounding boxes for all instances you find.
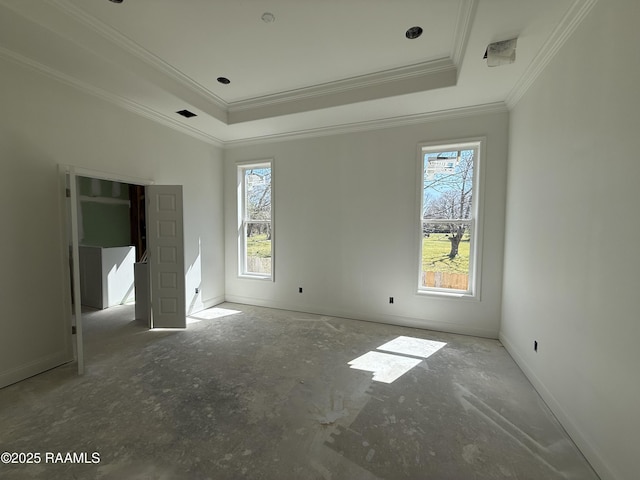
[45,0,463,125]
[0,39,501,152]
[505,0,599,109]
[0,0,581,149]
[0,45,224,148]
[0,0,228,123]
[228,0,476,119]
[229,59,456,112]
[224,102,508,149]
[49,0,228,112]
[451,0,478,67]
[227,60,458,124]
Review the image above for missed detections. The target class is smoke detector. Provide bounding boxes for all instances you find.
[261,12,276,23]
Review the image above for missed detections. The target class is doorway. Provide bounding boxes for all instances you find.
[75,176,142,311]
[62,165,186,374]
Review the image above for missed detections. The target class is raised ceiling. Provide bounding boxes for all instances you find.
[0,0,594,146]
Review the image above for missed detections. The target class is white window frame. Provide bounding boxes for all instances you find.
[416,138,485,299]
[237,159,274,280]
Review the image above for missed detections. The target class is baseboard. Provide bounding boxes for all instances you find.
[223,294,498,338]
[0,351,72,389]
[188,294,226,316]
[499,333,617,480]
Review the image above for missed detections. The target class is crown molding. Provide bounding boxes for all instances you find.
[227,61,457,123]
[451,0,478,67]
[505,0,599,109]
[49,0,227,112]
[228,59,456,112]
[229,1,476,114]
[0,45,224,148]
[0,40,503,151]
[223,102,508,149]
[44,0,464,125]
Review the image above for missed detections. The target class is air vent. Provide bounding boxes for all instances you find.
[176,109,197,118]
[484,38,518,67]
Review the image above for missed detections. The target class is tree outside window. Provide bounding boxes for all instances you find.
[239,162,273,278]
[420,143,480,294]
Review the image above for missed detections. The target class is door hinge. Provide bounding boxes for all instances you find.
[71,326,77,335]
[66,188,71,198]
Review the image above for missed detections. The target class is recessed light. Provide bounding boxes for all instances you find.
[405,26,423,39]
[261,12,276,23]
[108,0,124,4]
[217,77,231,85]
[176,109,197,118]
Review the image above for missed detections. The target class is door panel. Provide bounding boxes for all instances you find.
[147,185,186,328]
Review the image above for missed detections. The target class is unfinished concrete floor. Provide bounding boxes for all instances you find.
[0,303,598,480]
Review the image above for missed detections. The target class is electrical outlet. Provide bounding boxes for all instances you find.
[389,297,394,304]
[298,287,303,293]
[534,340,538,352]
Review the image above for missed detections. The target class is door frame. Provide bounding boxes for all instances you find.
[60,165,154,374]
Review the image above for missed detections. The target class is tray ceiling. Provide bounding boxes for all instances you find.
[0,0,593,145]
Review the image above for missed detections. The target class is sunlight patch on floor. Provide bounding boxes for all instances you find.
[188,307,242,321]
[377,336,446,359]
[348,351,422,383]
[348,336,447,383]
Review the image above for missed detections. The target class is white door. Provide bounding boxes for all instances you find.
[146,185,186,328]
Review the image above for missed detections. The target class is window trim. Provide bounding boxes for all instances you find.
[415,138,485,300]
[237,159,274,281]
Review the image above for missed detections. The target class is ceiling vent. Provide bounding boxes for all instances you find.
[176,109,197,118]
[484,38,518,67]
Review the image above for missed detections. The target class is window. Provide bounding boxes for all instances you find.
[238,161,273,279]
[418,140,482,296]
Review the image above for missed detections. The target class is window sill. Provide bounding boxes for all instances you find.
[238,274,273,282]
[416,289,479,301]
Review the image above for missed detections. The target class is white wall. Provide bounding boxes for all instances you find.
[0,56,225,388]
[225,111,508,338]
[501,1,640,479]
